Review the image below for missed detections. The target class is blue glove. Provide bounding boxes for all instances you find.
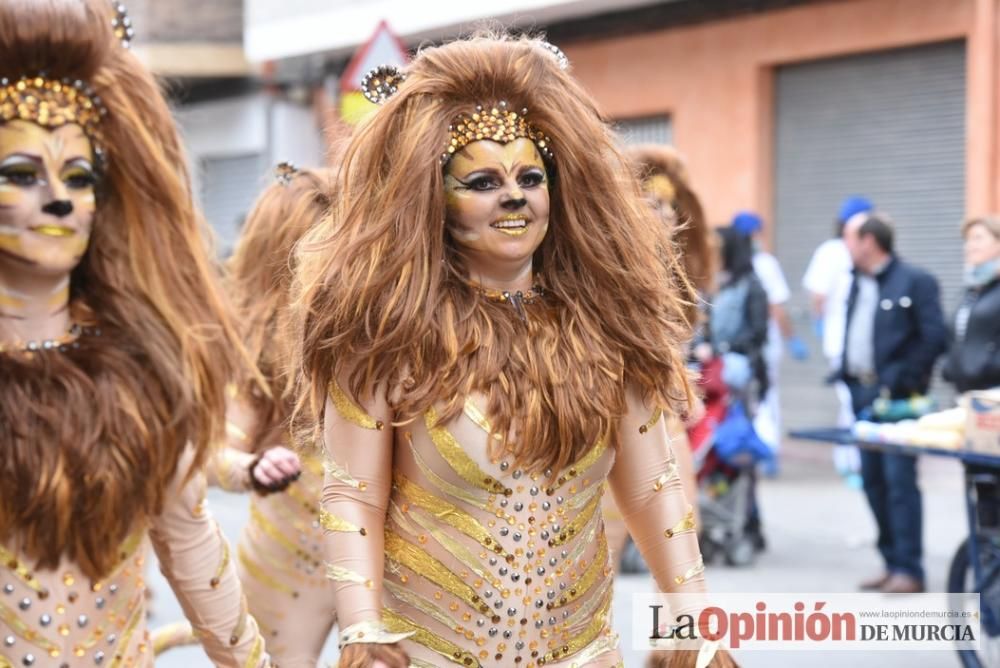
[787,336,809,361]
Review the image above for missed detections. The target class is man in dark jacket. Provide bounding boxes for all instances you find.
[840,212,948,594]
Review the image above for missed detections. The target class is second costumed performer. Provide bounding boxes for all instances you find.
[294,33,736,668]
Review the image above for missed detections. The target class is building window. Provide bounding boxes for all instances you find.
[615,115,673,145]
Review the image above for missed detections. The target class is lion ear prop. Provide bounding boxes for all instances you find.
[360,65,407,105]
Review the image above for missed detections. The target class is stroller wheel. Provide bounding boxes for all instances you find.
[724,536,756,567]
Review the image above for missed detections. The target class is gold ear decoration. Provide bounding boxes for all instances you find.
[274,161,298,186]
[360,65,407,105]
[441,100,554,166]
[110,2,135,49]
[540,41,569,70]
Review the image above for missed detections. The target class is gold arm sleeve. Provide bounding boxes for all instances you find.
[322,380,395,629]
[607,387,706,596]
[148,449,269,667]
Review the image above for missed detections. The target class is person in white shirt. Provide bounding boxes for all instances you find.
[802,195,874,486]
[731,211,808,472]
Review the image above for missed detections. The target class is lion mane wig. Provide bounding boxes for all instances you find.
[227,167,334,446]
[294,33,695,475]
[0,0,243,580]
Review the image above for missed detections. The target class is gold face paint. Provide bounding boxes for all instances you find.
[0,120,96,279]
[444,138,550,277]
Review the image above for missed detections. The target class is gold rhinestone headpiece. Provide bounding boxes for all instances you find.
[442,100,553,166]
[0,76,107,157]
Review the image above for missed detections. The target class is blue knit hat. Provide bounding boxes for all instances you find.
[837,195,873,224]
[731,210,763,236]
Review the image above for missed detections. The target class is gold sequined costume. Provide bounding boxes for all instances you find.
[322,384,705,667]
[0,449,268,668]
[207,443,334,666]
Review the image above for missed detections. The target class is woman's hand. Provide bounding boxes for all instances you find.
[338,643,409,668]
[646,647,738,668]
[249,446,301,493]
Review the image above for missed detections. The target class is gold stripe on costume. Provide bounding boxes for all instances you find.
[639,407,664,434]
[328,380,384,430]
[566,478,603,511]
[568,630,620,667]
[325,563,374,589]
[653,462,680,492]
[302,452,324,477]
[212,523,231,587]
[0,544,45,594]
[243,635,264,668]
[394,474,510,559]
[542,590,612,664]
[231,593,250,646]
[0,601,60,654]
[384,531,488,615]
[664,506,697,539]
[462,398,500,440]
[383,609,481,668]
[674,556,705,586]
[549,490,601,547]
[149,621,195,657]
[563,575,613,632]
[319,509,366,535]
[239,545,296,595]
[549,435,608,493]
[550,533,608,610]
[249,501,301,556]
[109,596,146,666]
[324,457,368,491]
[425,407,509,495]
[409,437,489,510]
[0,656,12,668]
[384,580,458,631]
[564,512,601,564]
[410,660,439,668]
[389,503,496,587]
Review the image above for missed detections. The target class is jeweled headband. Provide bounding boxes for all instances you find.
[359,41,568,167]
[0,1,136,161]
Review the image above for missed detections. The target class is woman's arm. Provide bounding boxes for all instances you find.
[322,380,410,667]
[205,394,301,493]
[148,449,270,667]
[609,387,736,668]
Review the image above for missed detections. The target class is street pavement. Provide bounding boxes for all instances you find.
[150,434,970,667]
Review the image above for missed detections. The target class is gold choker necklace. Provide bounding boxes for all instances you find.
[475,284,546,321]
[0,323,100,356]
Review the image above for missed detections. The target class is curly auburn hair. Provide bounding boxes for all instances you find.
[628,143,715,299]
[227,167,335,447]
[0,0,244,580]
[293,32,695,475]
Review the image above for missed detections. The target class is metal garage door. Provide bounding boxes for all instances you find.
[773,41,966,425]
[199,153,269,257]
[616,115,673,145]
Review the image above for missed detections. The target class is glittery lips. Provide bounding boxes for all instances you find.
[491,213,530,237]
[29,225,76,238]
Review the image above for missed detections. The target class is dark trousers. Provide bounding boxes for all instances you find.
[847,379,925,582]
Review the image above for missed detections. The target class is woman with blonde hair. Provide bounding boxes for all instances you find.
[601,144,714,569]
[0,1,269,665]
[294,33,733,668]
[943,215,1000,393]
[220,164,338,666]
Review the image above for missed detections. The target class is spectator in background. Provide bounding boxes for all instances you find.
[803,195,874,487]
[731,211,808,471]
[839,212,947,594]
[942,215,1000,393]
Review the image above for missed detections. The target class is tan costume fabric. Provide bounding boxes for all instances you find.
[322,385,704,668]
[0,450,268,668]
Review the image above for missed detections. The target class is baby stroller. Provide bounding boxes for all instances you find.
[688,355,773,567]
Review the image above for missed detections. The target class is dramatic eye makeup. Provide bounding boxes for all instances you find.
[0,157,44,187]
[453,166,546,192]
[61,160,96,190]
